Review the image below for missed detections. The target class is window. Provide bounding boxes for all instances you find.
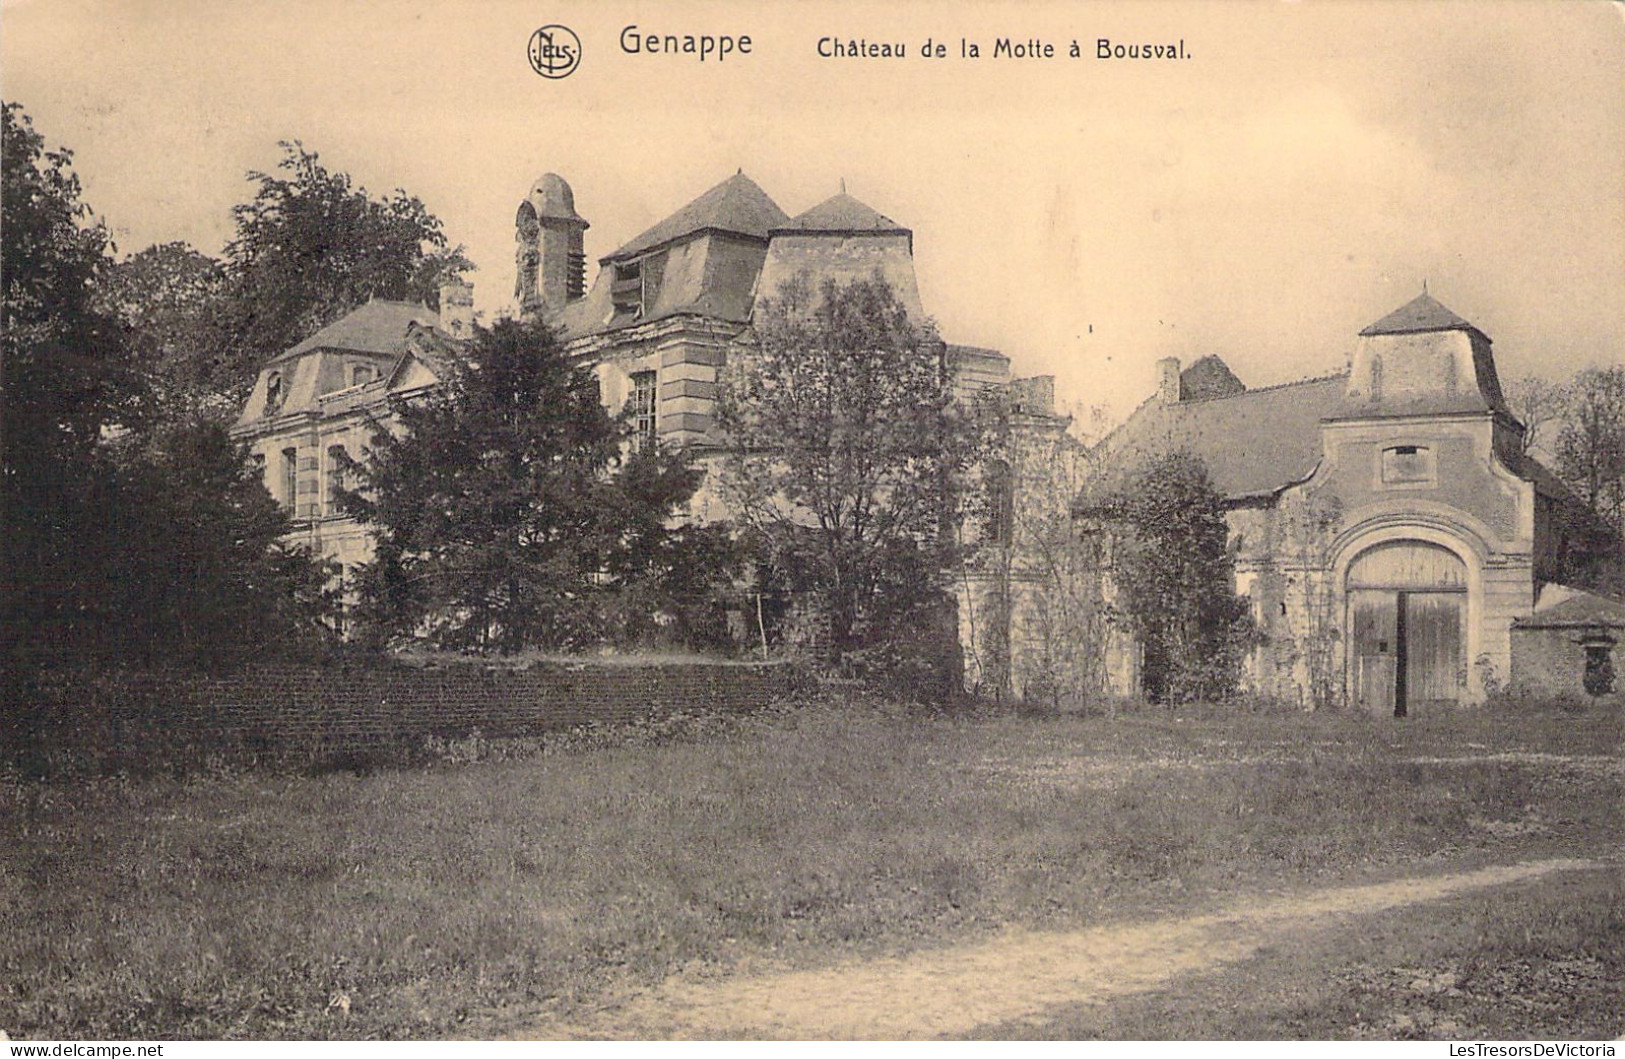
[630,370,658,447]
[1583,640,1615,697]
[351,364,374,387]
[327,445,348,511]
[610,251,667,322]
[982,460,1012,544]
[281,448,298,510]
[1381,444,1436,486]
[612,260,643,320]
[265,371,285,414]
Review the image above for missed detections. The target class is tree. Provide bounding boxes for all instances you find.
[95,144,471,419]
[3,101,140,666]
[3,103,333,671]
[1555,365,1625,533]
[1083,451,1253,704]
[715,273,983,689]
[97,241,232,421]
[1275,489,1346,710]
[1503,373,1570,458]
[98,422,338,666]
[224,142,471,367]
[345,317,724,653]
[964,404,1104,707]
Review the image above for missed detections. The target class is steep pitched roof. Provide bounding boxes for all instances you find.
[774,192,909,234]
[1360,291,1485,339]
[1097,373,1349,502]
[275,299,440,362]
[605,172,788,262]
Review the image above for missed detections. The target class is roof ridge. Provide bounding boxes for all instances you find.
[1174,369,1348,405]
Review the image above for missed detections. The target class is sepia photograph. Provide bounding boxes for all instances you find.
[2,0,1622,1045]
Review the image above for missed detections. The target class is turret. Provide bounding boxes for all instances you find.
[1342,289,1508,419]
[515,173,589,316]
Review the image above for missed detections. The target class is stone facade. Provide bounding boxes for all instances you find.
[1092,291,1611,712]
[231,171,1068,684]
[230,290,470,589]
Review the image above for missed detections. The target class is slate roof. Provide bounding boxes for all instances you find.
[604,172,788,262]
[275,299,440,362]
[1097,356,1577,507]
[1096,373,1349,502]
[1359,291,1486,339]
[774,192,909,234]
[1513,588,1625,629]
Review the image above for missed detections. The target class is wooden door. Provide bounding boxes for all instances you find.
[1350,589,1398,716]
[1404,592,1463,712]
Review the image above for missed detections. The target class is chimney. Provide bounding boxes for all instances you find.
[439,278,474,338]
[1157,357,1182,402]
[1010,375,1056,416]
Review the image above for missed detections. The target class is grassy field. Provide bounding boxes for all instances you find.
[1,696,1619,1040]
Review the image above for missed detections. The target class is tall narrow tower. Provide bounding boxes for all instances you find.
[514,173,589,316]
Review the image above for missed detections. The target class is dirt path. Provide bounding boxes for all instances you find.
[527,857,1602,1039]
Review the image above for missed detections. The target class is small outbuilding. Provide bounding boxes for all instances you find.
[1510,586,1625,703]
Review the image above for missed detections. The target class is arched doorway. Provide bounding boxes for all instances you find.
[1346,540,1467,716]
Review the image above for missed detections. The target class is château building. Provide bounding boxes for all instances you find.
[232,170,1070,681]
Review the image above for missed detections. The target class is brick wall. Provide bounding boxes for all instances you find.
[15,658,807,773]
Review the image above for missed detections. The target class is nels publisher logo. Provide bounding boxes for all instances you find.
[528,24,581,79]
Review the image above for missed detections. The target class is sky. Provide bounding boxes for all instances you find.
[4,0,1622,425]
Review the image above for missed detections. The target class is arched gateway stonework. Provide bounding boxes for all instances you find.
[1340,537,1473,715]
[1090,290,1610,709]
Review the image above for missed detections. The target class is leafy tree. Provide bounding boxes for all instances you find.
[3,103,333,671]
[99,422,338,666]
[715,273,983,691]
[220,142,471,387]
[2,103,138,455]
[99,142,472,417]
[97,241,232,421]
[1082,451,1253,704]
[1555,365,1625,533]
[3,101,139,666]
[345,317,726,653]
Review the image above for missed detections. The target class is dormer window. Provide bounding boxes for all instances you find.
[612,260,643,320]
[1381,444,1436,486]
[265,371,285,414]
[610,250,667,323]
[351,364,375,387]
